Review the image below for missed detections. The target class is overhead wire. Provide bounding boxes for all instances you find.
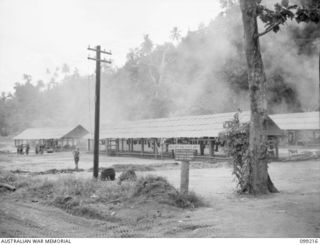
[87,74,93,139]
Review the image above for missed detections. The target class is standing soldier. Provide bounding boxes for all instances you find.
[26,144,30,155]
[73,148,80,170]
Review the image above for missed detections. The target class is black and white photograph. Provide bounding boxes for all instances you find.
[0,0,319,242]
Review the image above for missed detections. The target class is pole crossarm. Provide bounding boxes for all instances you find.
[88,46,112,55]
[100,50,112,55]
[87,56,112,64]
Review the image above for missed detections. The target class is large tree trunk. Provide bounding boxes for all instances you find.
[239,0,278,194]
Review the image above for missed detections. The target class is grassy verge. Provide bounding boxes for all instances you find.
[0,170,205,222]
[87,164,155,172]
[10,168,85,175]
[111,164,155,172]
[132,175,205,208]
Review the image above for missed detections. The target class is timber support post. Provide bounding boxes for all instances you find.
[131,139,134,152]
[275,137,279,159]
[153,139,157,159]
[209,140,215,157]
[116,139,119,155]
[141,138,144,156]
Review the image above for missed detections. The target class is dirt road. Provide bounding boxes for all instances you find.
[0,201,118,237]
[0,152,175,172]
[140,160,320,237]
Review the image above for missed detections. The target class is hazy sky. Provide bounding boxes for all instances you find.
[0,0,222,93]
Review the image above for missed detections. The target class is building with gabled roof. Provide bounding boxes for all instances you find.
[14,125,89,152]
[270,111,320,146]
[98,111,282,138]
[87,111,282,159]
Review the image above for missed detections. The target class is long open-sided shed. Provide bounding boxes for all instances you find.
[270,111,320,146]
[14,125,89,152]
[88,111,282,159]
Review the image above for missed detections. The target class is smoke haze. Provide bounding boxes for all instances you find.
[0,0,318,135]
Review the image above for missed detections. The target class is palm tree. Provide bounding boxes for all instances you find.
[170,27,181,44]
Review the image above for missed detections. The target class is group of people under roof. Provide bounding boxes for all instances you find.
[16,143,46,155]
[16,144,30,155]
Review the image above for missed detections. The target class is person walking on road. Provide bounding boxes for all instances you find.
[73,148,80,170]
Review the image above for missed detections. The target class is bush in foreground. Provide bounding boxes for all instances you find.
[132,175,205,208]
[1,170,205,221]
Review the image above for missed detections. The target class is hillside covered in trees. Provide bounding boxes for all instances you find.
[0,0,319,136]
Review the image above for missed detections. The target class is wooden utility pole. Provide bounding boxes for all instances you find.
[88,45,112,178]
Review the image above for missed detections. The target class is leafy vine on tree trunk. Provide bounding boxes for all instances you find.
[221,113,278,194]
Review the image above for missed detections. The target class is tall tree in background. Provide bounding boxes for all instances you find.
[239,0,319,194]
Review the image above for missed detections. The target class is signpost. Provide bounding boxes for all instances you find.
[168,144,200,152]
[174,149,197,161]
[180,160,190,195]
[169,144,199,195]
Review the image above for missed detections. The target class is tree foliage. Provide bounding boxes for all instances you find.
[257,0,320,37]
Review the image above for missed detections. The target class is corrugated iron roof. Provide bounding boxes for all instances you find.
[14,125,89,140]
[94,111,281,139]
[270,111,320,130]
